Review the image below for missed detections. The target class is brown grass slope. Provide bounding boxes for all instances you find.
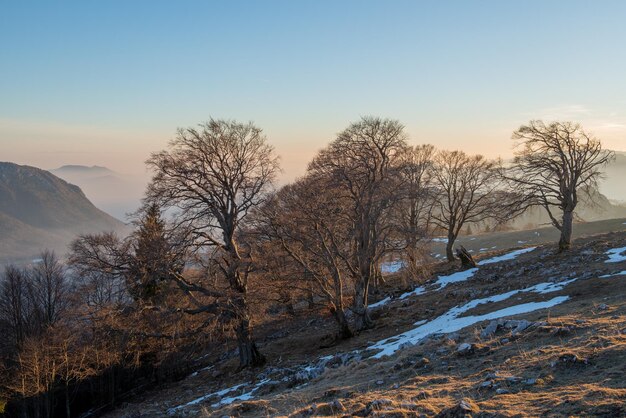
[108,230,626,418]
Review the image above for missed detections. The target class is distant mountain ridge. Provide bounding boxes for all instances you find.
[50,164,146,220]
[600,150,626,202]
[0,162,128,264]
[52,164,116,175]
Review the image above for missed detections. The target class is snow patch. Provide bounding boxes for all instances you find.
[212,379,271,407]
[168,378,272,413]
[168,383,246,413]
[398,286,426,300]
[435,268,478,289]
[605,247,626,263]
[381,260,404,273]
[599,270,626,278]
[372,247,539,310]
[527,278,577,293]
[478,247,536,265]
[368,280,571,358]
[370,296,391,309]
[370,286,426,309]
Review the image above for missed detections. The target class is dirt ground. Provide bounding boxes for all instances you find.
[106,226,626,418]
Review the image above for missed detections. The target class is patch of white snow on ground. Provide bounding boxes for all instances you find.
[368,280,571,358]
[371,247,540,310]
[599,270,626,278]
[371,246,541,310]
[371,286,426,309]
[370,296,392,309]
[212,379,271,407]
[189,364,213,377]
[435,268,479,288]
[398,286,426,300]
[381,260,404,273]
[169,378,274,412]
[168,383,246,413]
[432,237,448,243]
[478,247,536,265]
[605,247,626,263]
[528,278,577,293]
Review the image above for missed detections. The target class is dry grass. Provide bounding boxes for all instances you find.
[107,231,626,417]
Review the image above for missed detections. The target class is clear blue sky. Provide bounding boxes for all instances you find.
[2,0,625,179]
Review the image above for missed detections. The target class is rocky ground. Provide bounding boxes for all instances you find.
[106,227,626,417]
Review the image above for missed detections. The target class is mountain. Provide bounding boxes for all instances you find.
[50,165,146,220]
[502,188,626,232]
[51,164,116,176]
[0,162,128,264]
[599,150,626,203]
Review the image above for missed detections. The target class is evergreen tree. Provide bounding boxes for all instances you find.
[128,204,183,304]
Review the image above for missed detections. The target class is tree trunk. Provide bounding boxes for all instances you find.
[331,270,353,339]
[65,384,71,418]
[235,314,265,368]
[44,392,51,418]
[332,307,353,339]
[445,233,455,262]
[306,284,315,309]
[559,210,574,252]
[109,367,115,406]
[407,250,418,277]
[33,396,40,418]
[352,279,372,332]
[456,246,477,269]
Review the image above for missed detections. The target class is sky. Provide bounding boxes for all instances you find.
[2,0,626,182]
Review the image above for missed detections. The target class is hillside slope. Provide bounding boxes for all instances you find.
[107,229,626,417]
[0,162,128,264]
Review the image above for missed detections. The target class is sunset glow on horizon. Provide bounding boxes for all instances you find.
[2,1,626,182]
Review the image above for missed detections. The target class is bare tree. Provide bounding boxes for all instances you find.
[28,251,69,328]
[507,120,614,251]
[429,150,503,261]
[394,144,436,278]
[145,118,279,367]
[69,215,205,353]
[0,266,32,351]
[256,176,354,339]
[69,232,134,306]
[308,116,408,331]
